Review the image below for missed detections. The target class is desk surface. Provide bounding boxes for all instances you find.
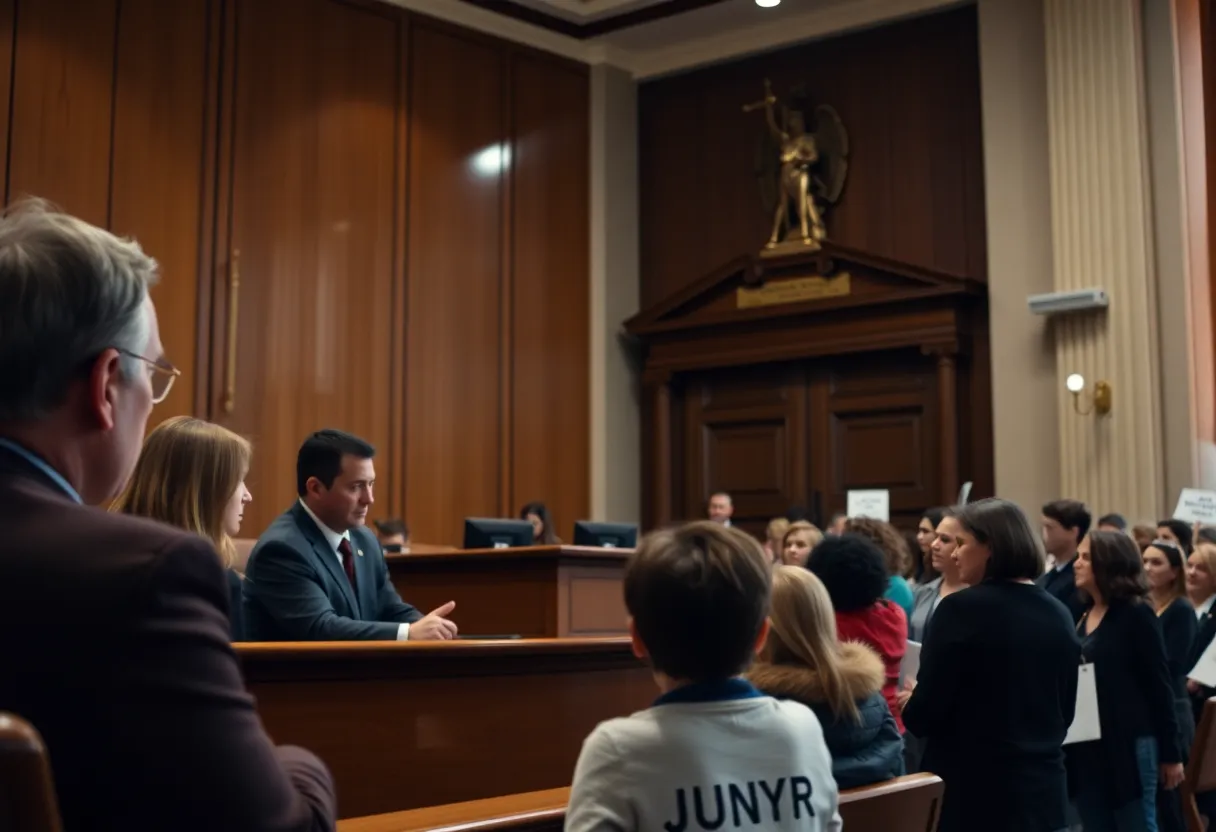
[237,638,653,817]
[386,545,632,565]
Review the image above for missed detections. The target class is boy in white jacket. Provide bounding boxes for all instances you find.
[566,521,842,832]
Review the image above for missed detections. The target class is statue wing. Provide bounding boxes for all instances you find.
[813,104,850,205]
[754,121,782,218]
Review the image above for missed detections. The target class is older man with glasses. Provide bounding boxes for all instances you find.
[0,199,335,830]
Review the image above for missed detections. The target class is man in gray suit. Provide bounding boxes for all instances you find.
[244,429,457,641]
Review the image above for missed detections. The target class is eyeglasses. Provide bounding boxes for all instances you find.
[117,349,181,404]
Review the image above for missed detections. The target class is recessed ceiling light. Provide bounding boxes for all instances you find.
[756,0,780,7]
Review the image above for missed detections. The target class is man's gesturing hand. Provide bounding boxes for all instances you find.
[410,601,458,640]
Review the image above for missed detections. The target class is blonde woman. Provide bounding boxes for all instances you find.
[764,517,790,563]
[112,416,253,640]
[748,566,904,789]
[781,520,823,567]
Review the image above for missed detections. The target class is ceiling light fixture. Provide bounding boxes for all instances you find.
[756,0,780,7]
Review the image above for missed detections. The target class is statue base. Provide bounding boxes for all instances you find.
[760,237,822,259]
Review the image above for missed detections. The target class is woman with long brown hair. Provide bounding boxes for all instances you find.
[1071,530,1183,830]
[112,416,253,640]
[748,566,904,788]
[1142,539,1196,832]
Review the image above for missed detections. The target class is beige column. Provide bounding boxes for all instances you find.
[1042,0,1165,520]
[589,63,642,525]
[977,0,1061,517]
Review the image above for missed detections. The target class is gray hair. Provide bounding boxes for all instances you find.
[0,199,159,421]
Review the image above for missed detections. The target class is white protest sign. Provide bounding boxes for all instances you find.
[900,640,922,686]
[1174,488,1216,525]
[1063,664,1101,745]
[847,489,890,522]
[1190,638,1216,688]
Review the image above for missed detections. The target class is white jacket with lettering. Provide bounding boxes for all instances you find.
[565,683,843,832]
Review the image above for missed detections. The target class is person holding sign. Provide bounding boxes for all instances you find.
[1070,531,1183,830]
[900,498,1081,832]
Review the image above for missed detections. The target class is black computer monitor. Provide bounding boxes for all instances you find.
[462,518,534,549]
[573,521,638,549]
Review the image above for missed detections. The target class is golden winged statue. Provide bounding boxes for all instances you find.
[744,79,850,254]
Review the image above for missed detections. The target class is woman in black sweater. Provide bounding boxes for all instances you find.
[1071,530,1183,830]
[1143,540,1196,831]
[901,498,1081,832]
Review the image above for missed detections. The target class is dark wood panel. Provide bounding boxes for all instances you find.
[109,0,211,424]
[637,7,986,307]
[509,52,590,539]
[681,363,807,535]
[7,0,117,224]
[238,639,653,818]
[0,0,14,202]
[217,0,400,537]
[406,22,506,544]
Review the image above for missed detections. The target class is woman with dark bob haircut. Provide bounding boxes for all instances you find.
[900,498,1082,832]
[1070,530,1183,830]
[808,533,907,733]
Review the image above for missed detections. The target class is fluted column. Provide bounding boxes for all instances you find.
[1043,0,1164,519]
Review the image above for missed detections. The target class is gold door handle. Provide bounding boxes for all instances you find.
[223,249,240,415]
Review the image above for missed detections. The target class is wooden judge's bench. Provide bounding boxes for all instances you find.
[386,545,631,638]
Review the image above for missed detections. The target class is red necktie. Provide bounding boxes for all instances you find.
[337,538,357,591]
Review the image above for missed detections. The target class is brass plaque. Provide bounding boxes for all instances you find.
[736,273,851,309]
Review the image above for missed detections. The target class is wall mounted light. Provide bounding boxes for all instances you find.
[1065,373,1112,416]
[756,0,780,7]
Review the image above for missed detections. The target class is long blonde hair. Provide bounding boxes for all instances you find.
[765,565,859,722]
[112,416,251,569]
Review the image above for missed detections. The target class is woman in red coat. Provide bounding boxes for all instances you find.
[808,533,908,731]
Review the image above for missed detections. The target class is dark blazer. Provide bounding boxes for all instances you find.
[1190,605,1216,721]
[1159,596,1197,698]
[244,502,423,640]
[1070,599,1182,800]
[0,444,335,831]
[1036,559,1086,623]
[227,568,246,641]
[902,581,1081,832]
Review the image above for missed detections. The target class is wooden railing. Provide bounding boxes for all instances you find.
[336,773,946,832]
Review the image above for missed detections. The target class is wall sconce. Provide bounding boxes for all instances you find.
[1065,373,1112,416]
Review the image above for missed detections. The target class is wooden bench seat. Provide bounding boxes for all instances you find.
[336,773,945,832]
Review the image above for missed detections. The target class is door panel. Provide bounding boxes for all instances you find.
[217,0,399,538]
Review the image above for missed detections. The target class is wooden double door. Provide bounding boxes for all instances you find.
[676,350,948,538]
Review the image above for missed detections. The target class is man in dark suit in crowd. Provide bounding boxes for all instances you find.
[244,430,458,641]
[0,200,335,830]
[1037,498,1091,622]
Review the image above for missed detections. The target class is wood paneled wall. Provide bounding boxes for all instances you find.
[0,0,589,545]
[637,7,986,306]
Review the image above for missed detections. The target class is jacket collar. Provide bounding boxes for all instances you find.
[747,641,886,706]
[653,677,763,707]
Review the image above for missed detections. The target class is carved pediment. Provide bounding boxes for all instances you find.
[625,242,985,338]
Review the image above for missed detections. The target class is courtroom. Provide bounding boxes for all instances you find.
[1,0,1214,830]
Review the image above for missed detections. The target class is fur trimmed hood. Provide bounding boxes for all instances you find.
[747,641,886,706]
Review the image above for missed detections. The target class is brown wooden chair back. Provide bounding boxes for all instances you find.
[1183,697,1216,832]
[839,772,944,831]
[0,713,62,832]
[337,773,946,831]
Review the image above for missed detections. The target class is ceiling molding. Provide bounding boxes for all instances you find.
[454,0,731,38]
[385,0,591,62]
[625,0,967,79]
[386,0,964,80]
